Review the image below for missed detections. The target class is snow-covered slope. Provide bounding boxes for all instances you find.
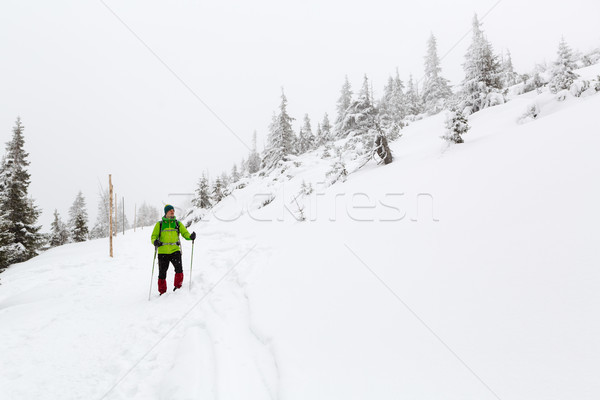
[1,64,599,400]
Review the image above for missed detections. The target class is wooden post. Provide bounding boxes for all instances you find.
[122,197,125,235]
[134,203,136,232]
[109,174,113,257]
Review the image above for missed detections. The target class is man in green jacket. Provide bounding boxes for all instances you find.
[151,204,196,294]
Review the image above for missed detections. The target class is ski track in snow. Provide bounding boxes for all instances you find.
[109,229,280,400]
[0,228,280,400]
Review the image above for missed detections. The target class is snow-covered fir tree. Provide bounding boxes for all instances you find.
[239,157,248,177]
[334,75,353,136]
[192,174,212,209]
[520,69,546,93]
[231,164,240,183]
[0,117,43,267]
[114,197,129,234]
[379,76,396,126]
[49,209,70,247]
[247,130,261,174]
[326,155,348,185]
[135,202,160,228]
[296,114,314,154]
[581,47,600,67]
[442,109,470,144]
[339,74,378,137]
[404,74,424,116]
[220,172,231,191]
[68,191,89,242]
[422,33,452,115]
[321,113,332,141]
[0,213,17,270]
[315,123,323,147]
[501,49,518,87]
[392,69,406,119]
[548,37,579,94]
[296,128,310,155]
[89,188,110,238]
[460,14,503,114]
[212,177,226,204]
[262,90,296,169]
[379,69,406,129]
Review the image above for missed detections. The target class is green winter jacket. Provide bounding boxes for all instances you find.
[150,217,192,254]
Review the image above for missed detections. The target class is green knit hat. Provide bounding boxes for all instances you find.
[164,204,174,215]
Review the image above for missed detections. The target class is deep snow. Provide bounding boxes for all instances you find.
[1,64,599,400]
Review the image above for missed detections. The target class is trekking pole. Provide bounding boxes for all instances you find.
[189,239,195,291]
[148,246,158,301]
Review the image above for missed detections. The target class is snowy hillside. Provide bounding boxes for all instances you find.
[1,64,600,400]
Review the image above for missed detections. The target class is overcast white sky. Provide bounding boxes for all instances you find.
[1,0,599,231]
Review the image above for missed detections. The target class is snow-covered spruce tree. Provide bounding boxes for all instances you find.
[192,173,212,209]
[296,114,314,154]
[321,142,334,158]
[379,69,406,135]
[460,14,503,114]
[501,49,518,87]
[247,130,261,174]
[422,33,453,115]
[115,197,129,234]
[89,188,110,238]
[379,76,396,127]
[392,69,406,119]
[296,128,309,155]
[68,191,89,242]
[220,172,231,191]
[334,75,353,136]
[148,205,160,224]
[442,109,470,144]
[0,117,43,266]
[231,164,240,183]
[339,74,378,137]
[326,155,348,185]
[522,71,546,93]
[49,209,70,247]
[135,202,159,228]
[315,123,323,148]
[319,113,332,145]
[262,90,296,170]
[211,177,225,204]
[239,157,248,177]
[404,74,424,117]
[548,37,579,94]
[581,48,600,67]
[0,213,17,270]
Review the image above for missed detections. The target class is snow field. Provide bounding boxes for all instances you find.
[1,63,600,399]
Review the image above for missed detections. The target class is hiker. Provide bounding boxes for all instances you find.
[151,204,196,294]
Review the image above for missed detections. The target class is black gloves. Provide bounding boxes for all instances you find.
[153,239,162,247]
[190,232,196,241]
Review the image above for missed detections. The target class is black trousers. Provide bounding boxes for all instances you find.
[158,251,183,279]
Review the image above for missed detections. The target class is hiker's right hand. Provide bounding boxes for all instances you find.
[153,239,162,247]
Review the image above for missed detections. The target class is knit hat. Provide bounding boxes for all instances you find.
[164,204,174,215]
